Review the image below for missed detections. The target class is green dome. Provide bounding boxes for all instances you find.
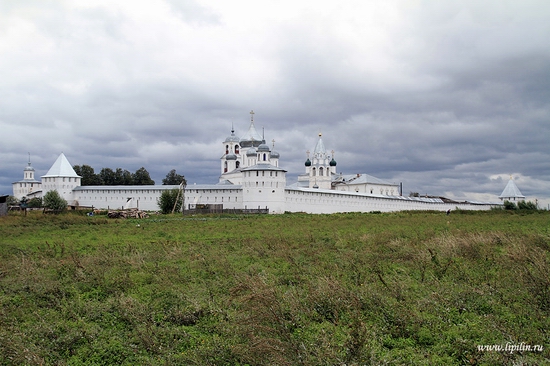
[305,158,311,167]
[330,158,337,167]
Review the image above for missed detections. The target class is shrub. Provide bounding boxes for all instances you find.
[503,200,517,210]
[518,200,538,210]
[157,188,183,214]
[27,197,43,208]
[42,190,68,212]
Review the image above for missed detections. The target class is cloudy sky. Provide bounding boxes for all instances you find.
[1,0,549,207]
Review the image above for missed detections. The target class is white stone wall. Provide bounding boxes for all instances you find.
[12,181,41,200]
[284,188,496,214]
[71,183,496,213]
[73,185,244,211]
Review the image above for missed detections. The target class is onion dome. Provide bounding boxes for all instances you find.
[330,158,337,166]
[24,162,35,171]
[270,150,280,159]
[305,158,311,167]
[257,140,270,152]
[247,147,257,156]
[225,133,240,143]
[226,153,237,160]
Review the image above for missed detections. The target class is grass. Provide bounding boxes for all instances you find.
[0,210,549,365]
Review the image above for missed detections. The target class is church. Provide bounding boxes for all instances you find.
[13,111,502,213]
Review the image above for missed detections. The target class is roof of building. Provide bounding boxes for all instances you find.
[73,183,243,191]
[241,120,263,145]
[24,162,35,171]
[12,178,41,184]
[224,127,240,143]
[498,177,525,199]
[42,153,80,178]
[242,163,287,172]
[313,133,326,155]
[333,173,395,186]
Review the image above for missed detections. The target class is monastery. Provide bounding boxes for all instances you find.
[13,111,505,213]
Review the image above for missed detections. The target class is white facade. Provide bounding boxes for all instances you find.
[12,155,42,200]
[13,112,501,213]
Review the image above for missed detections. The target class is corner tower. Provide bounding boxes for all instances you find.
[41,153,81,205]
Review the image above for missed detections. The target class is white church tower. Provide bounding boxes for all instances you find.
[221,124,241,175]
[41,153,81,205]
[12,154,42,200]
[304,133,337,189]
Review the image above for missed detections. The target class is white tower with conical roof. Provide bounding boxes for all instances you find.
[41,153,81,204]
[498,176,525,201]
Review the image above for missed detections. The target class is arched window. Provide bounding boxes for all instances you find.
[226,145,229,154]
[236,161,240,168]
[224,162,228,173]
[319,167,324,176]
[263,153,267,161]
[235,145,239,154]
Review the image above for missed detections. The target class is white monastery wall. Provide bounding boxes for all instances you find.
[284,188,495,214]
[73,185,244,211]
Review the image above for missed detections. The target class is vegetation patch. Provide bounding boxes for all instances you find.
[1,210,549,365]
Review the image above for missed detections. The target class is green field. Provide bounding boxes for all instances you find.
[1,210,549,365]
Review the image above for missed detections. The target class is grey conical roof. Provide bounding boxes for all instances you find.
[313,134,326,155]
[240,121,263,144]
[499,177,525,199]
[42,153,80,178]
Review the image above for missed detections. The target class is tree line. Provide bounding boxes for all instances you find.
[73,165,186,186]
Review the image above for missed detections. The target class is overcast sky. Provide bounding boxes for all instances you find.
[1,0,549,207]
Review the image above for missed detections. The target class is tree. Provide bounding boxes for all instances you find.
[157,188,182,214]
[99,168,116,185]
[114,168,133,185]
[162,169,186,185]
[6,196,19,206]
[74,164,101,185]
[42,190,68,212]
[27,197,42,208]
[503,200,517,210]
[518,200,538,210]
[132,167,155,185]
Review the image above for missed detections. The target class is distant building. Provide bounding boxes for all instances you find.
[498,176,525,201]
[12,111,501,213]
[12,154,42,200]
